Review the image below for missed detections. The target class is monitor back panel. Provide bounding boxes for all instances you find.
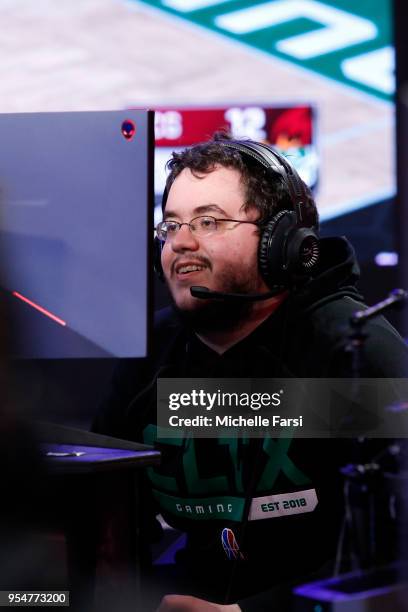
[0,110,153,358]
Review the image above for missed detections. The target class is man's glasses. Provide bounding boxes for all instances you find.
[155,215,260,242]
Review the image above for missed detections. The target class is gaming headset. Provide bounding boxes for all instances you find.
[154,140,320,291]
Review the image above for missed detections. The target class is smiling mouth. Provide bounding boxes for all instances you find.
[176,265,206,275]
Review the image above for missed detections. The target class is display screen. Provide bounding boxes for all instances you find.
[154,105,318,208]
[143,0,395,267]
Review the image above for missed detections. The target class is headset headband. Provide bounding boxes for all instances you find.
[218,140,311,226]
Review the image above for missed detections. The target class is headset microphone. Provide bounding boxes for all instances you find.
[190,286,284,301]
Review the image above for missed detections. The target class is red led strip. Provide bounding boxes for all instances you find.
[12,291,66,327]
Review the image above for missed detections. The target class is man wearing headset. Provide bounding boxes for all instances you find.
[94,133,408,611]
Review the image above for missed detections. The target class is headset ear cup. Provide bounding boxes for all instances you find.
[153,237,165,282]
[286,227,320,275]
[258,211,296,288]
[259,211,319,288]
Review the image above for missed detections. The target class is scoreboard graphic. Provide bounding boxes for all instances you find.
[154,104,318,219]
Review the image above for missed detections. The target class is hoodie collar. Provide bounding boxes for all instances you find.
[291,236,363,313]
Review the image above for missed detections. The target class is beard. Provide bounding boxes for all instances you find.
[168,265,261,333]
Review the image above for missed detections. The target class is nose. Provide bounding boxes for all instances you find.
[170,223,200,253]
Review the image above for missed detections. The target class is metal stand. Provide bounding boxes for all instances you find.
[335,289,408,573]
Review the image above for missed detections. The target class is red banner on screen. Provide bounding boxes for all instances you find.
[154,106,314,147]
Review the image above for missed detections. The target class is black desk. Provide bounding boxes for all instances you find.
[36,424,161,612]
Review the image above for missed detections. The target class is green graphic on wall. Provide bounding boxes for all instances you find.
[135,0,394,101]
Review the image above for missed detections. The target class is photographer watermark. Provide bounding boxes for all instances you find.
[157,378,408,439]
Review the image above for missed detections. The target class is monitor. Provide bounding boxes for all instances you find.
[0,109,154,358]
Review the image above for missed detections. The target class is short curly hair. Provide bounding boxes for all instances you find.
[163,132,318,228]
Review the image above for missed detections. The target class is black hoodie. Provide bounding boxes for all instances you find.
[94,237,408,611]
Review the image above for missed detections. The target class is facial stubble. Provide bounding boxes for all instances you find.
[168,261,261,333]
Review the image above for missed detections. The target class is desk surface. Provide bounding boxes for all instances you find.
[42,443,161,474]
